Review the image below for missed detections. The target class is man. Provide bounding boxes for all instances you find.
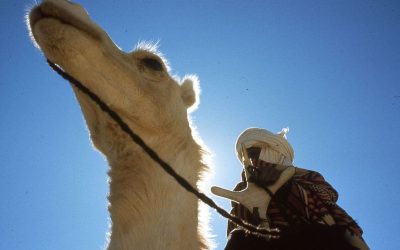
[211,127,369,250]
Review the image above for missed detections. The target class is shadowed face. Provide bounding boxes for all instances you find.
[245,146,287,186]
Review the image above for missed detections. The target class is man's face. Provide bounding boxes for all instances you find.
[245,146,287,186]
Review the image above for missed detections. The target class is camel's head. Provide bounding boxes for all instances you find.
[27,0,199,152]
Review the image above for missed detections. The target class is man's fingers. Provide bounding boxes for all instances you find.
[211,186,244,203]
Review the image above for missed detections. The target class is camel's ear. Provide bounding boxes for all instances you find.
[180,75,200,112]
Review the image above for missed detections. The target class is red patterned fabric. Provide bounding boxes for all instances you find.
[228,169,363,238]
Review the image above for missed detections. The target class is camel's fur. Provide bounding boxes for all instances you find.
[27,1,211,249]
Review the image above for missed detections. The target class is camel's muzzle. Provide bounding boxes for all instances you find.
[29,0,103,41]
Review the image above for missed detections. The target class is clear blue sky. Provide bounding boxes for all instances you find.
[1,0,399,249]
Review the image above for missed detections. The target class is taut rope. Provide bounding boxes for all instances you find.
[46,59,279,238]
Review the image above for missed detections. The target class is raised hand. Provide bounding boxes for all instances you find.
[212,182,271,220]
[211,166,295,220]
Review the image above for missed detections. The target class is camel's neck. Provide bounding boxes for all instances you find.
[106,138,207,250]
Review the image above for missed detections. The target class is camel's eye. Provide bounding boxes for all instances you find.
[141,58,163,71]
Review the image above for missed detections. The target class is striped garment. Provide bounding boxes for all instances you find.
[227,168,363,238]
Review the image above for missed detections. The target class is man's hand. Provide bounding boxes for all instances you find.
[211,166,295,219]
[212,182,271,219]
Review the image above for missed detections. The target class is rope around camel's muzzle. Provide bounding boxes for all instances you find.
[46,59,280,239]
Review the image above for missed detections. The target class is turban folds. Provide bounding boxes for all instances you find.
[235,127,294,166]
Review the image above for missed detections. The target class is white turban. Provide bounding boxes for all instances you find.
[235,127,294,166]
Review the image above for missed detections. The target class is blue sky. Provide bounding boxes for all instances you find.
[1,0,399,249]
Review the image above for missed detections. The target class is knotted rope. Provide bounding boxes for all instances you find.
[46,59,279,238]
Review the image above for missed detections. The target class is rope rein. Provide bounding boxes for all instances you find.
[46,59,279,238]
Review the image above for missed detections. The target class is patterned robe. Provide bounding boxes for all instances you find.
[227,169,363,238]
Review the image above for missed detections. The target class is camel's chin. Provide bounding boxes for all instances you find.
[29,16,102,68]
[30,19,80,64]
[30,5,68,40]
[33,18,67,41]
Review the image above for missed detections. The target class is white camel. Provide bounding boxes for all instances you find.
[28,0,211,249]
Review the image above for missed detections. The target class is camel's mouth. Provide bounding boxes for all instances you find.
[29,1,102,42]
